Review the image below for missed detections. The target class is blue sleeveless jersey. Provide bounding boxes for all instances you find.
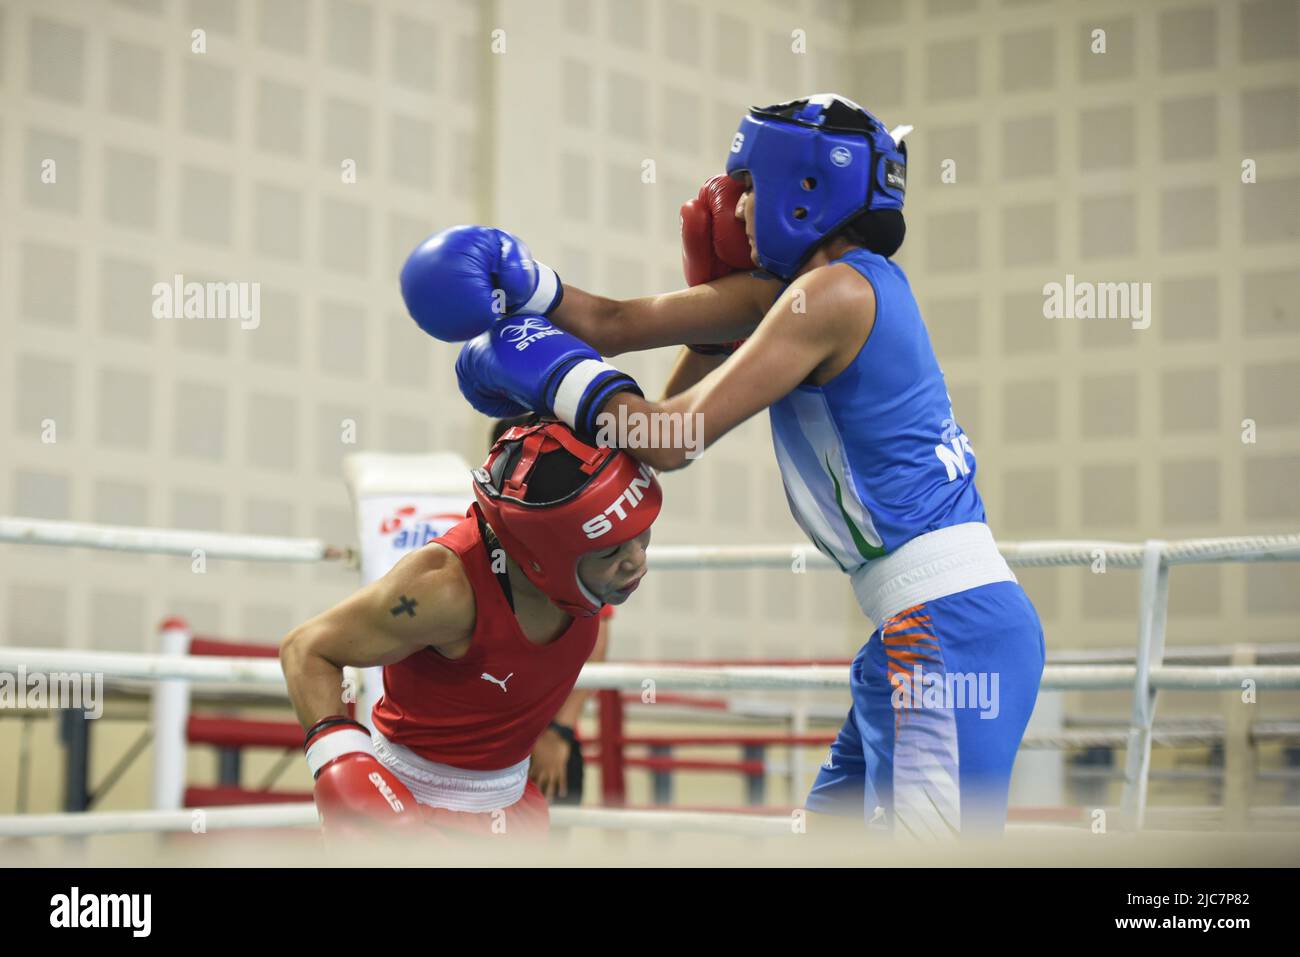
[768,248,985,571]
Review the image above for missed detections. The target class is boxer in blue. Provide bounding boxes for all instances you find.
[410,95,1045,837]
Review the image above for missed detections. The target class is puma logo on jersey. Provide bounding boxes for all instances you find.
[481,672,514,692]
[580,464,655,539]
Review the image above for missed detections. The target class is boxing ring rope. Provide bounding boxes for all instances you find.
[0,801,791,839]
[0,516,351,563]
[1,646,1298,834]
[2,515,1299,832]
[5,516,1296,569]
[6,647,1300,693]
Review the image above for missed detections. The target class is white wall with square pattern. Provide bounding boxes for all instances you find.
[2,1,1297,686]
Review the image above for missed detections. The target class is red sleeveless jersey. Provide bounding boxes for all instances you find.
[370,510,599,771]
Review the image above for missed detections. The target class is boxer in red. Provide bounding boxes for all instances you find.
[279,418,662,839]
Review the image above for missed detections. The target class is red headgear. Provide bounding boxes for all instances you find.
[472,420,662,617]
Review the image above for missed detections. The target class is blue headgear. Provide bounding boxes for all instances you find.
[725,94,908,280]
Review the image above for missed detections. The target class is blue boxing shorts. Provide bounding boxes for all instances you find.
[806,580,1045,836]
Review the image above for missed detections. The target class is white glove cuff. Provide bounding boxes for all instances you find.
[553,358,620,430]
[518,261,561,314]
[306,726,374,777]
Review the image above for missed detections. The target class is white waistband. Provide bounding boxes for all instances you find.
[850,522,1016,625]
[370,731,529,813]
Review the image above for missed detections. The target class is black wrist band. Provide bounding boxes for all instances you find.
[303,715,364,747]
[548,722,577,744]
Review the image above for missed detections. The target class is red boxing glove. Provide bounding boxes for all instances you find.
[680,175,753,356]
[680,174,752,287]
[305,717,421,836]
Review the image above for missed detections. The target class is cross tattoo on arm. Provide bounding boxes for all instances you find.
[390,595,418,618]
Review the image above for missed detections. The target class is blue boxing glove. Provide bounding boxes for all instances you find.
[456,315,641,437]
[400,225,564,342]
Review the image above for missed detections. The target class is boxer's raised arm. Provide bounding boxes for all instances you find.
[601,261,875,471]
[662,346,725,398]
[550,272,779,357]
[280,544,475,728]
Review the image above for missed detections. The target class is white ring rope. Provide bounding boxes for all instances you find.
[1022,722,1300,750]
[550,806,789,835]
[0,803,318,837]
[0,802,790,839]
[1161,535,1300,565]
[2,649,1299,691]
[0,517,344,563]
[2,516,1296,568]
[3,517,1297,834]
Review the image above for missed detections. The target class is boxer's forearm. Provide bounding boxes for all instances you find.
[551,620,608,727]
[549,285,624,356]
[280,630,354,730]
[662,347,724,399]
[552,277,769,358]
[551,285,689,357]
[599,391,693,471]
[552,690,589,728]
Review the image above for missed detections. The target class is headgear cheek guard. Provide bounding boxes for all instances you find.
[472,420,662,617]
[725,94,910,280]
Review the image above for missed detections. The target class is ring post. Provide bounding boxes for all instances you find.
[59,709,91,812]
[1222,645,1257,829]
[1120,541,1169,828]
[151,618,192,811]
[598,690,626,806]
[650,745,673,805]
